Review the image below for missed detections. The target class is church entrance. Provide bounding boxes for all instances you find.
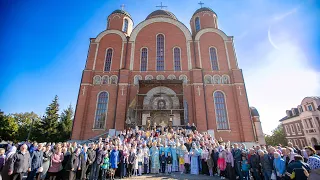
[126,79,187,128]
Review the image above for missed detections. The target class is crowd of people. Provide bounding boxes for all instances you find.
[0,123,320,180]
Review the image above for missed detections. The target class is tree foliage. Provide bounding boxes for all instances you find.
[265,125,288,146]
[58,104,74,141]
[11,112,41,141]
[0,111,19,141]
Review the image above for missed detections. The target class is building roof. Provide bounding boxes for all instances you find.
[279,114,299,122]
[111,9,132,19]
[146,10,177,20]
[193,7,217,16]
[250,107,260,117]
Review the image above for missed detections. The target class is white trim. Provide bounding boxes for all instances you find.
[213,90,231,130]
[140,47,148,71]
[133,75,142,85]
[290,124,296,134]
[286,136,307,138]
[197,41,202,68]
[111,15,121,19]
[93,43,99,70]
[186,41,192,70]
[95,30,126,42]
[110,75,118,84]
[209,46,220,70]
[103,47,114,72]
[129,17,192,42]
[172,46,182,71]
[213,75,221,84]
[204,74,213,84]
[156,33,166,71]
[224,41,231,70]
[195,28,229,41]
[295,123,302,133]
[179,74,188,84]
[231,40,239,68]
[93,91,109,130]
[93,75,102,85]
[129,42,135,70]
[120,42,124,69]
[221,74,230,84]
[145,75,154,80]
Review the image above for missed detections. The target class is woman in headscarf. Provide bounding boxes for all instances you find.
[1,145,17,180]
[273,152,286,180]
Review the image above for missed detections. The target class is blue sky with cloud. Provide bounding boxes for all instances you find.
[0,0,319,134]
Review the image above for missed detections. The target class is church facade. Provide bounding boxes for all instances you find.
[71,5,265,145]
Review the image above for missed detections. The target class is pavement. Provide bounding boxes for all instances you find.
[118,172,223,180]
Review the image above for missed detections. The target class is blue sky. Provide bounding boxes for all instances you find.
[0,0,319,133]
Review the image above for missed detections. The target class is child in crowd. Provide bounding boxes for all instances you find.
[179,151,185,174]
[217,150,226,179]
[166,152,173,174]
[137,149,144,176]
[241,156,250,180]
[143,152,149,174]
[184,150,190,174]
[160,151,166,173]
[101,153,110,180]
[133,152,139,176]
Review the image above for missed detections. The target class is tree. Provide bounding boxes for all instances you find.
[11,112,41,141]
[39,95,60,142]
[0,110,19,141]
[58,104,74,141]
[265,125,288,146]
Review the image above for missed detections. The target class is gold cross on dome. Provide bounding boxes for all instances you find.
[120,4,125,10]
[156,2,167,9]
[198,1,204,8]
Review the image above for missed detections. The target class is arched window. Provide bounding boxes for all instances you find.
[156,34,165,71]
[204,75,212,84]
[140,48,148,71]
[214,91,229,130]
[94,92,109,129]
[104,49,113,71]
[123,19,128,33]
[174,47,181,71]
[195,17,200,32]
[102,75,109,84]
[209,47,219,70]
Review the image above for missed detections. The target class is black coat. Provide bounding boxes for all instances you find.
[87,148,96,165]
[65,153,80,171]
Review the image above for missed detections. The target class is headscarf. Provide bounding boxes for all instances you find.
[6,146,17,161]
[274,152,285,175]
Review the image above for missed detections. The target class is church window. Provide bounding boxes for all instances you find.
[110,75,118,84]
[156,75,165,80]
[204,75,212,84]
[209,47,219,70]
[140,48,148,71]
[214,91,229,130]
[195,17,200,32]
[179,75,188,84]
[167,74,176,80]
[222,75,230,84]
[213,75,221,84]
[104,49,113,71]
[93,75,101,85]
[156,34,165,71]
[134,75,142,85]
[145,75,153,80]
[174,47,181,71]
[94,92,109,129]
[102,75,109,84]
[123,19,128,33]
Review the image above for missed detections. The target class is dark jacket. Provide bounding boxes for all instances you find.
[128,152,135,164]
[30,150,43,170]
[260,154,273,171]
[79,152,87,169]
[166,156,172,164]
[285,160,310,180]
[233,148,242,162]
[95,149,104,165]
[87,148,96,165]
[249,153,260,169]
[160,155,166,164]
[9,151,31,173]
[66,153,80,171]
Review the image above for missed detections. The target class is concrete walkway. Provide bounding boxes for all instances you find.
[120,172,223,180]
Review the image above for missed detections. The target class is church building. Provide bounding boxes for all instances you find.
[71,4,265,145]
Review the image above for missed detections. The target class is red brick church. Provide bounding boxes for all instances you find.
[71,4,265,145]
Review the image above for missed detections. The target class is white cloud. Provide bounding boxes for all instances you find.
[244,32,320,134]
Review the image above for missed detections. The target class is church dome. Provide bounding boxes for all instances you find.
[193,7,216,16]
[146,10,177,20]
[111,9,132,19]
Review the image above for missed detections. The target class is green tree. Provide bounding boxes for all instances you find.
[265,125,288,146]
[58,104,74,141]
[40,95,60,142]
[0,110,19,141]
[11,112,41,141]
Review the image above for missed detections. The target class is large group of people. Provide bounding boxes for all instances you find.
[0,123,320,180]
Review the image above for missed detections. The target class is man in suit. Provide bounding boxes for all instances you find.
[8,144,31,180]
[26,143,44,180]
[79,146,88,180]
[86,144,96,179]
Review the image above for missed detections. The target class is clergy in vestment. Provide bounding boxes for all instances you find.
[190,143,200,175]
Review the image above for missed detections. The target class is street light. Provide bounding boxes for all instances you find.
[26,118,35,141]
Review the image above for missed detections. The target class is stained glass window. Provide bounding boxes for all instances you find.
[123,19,128,33]
[104,49,113,71]
[214,91,229,130]
[174,47,181,71]
[195,17,200,32]
[156,34,164,71]
[94,92,109,129]
[140,48,148,71]
[210,47,219,70]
